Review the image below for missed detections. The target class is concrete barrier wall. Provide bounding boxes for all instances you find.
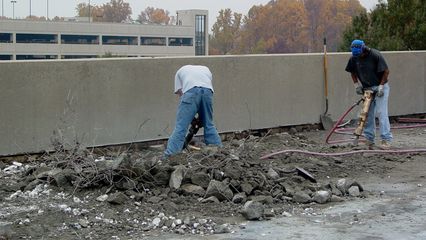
[0,51,425,156]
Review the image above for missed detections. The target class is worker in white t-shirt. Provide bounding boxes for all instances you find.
[164,65,222,156]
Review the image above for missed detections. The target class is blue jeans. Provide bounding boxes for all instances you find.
[165,87,222,156]
[364,83,393,143]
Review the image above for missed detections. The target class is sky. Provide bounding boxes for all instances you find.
[1,0,381,29]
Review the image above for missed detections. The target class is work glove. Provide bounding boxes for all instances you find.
[377,85,384,97]
[354,82,363,95]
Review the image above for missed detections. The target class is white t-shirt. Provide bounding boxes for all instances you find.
[174,65,214,94]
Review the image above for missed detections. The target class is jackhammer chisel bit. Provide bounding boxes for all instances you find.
[183,116,202,150]
[353,90,374,146]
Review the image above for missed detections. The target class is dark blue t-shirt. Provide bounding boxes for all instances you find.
[345,48,388,88]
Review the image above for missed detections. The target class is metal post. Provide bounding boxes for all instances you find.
[29,0,31,17]
[88,0,90,22]
[46,0,48,19]
[2,0,4,19]
[11,0,16,19]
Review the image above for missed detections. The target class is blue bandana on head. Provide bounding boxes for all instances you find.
[351,39,365,57]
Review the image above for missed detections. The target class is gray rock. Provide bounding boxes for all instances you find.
[169,165,186,189]
[224,164,242,180]
[263,208,276,219]
[331,183,343,196]
[201,196,220,204]
[147,196,163,204]
[249,195,274,204]
[267,168,279,180]
[190,172,210,189]
[232,192,247,204]
[241,201,264,220]
[330,195,345,202]
[205,180,233,201]
[240,183,254,195]
[180,184,205,196]
[313,191,331,204]
[0,161,6,170]
[201,145,219,155]
[78,219,89,228]
[96,194,108,202]
[107,192,129,205]
[153,170,170,186]
[214,224,231,234]
[336,178,348,194]
[348,186,360,197]
[336,179,364,195]
[96,154,127,171]
[36,168,72,188]
[152,218,162,227]
[293,191,312,203]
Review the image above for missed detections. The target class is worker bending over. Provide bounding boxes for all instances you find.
[165,65,222,156]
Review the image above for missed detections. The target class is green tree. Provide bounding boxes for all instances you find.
[209,9,242,55]
[341,0,426,51]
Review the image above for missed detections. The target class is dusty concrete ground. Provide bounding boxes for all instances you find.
[0,125,425,240]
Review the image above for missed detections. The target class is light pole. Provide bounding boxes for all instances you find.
[29,0,31,17]
[46,0,48,19]
[2,0,4,19]
[11,0,16,19]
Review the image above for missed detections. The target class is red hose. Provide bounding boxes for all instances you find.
[260,99,426,159]
[325,98,363,144]
[260,148,426,159]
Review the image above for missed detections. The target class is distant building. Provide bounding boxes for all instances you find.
[0,10,208,60]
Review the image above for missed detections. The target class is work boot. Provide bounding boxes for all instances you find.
[380,140,391,149]
[366,141,375,150]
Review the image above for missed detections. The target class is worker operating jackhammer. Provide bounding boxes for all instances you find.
[345,39,393,149]
[164,65,222,157]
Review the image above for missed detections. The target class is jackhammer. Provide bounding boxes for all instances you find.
[182,115,202,150]
[353,89,375,146]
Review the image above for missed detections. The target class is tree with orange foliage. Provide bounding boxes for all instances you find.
[137,7,173,25]
[211,0,365,54]
[238,0,310,54]
[76,0,131,23]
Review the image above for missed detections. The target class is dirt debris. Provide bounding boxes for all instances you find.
[0,129,414,239]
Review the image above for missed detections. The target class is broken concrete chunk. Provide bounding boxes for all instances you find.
[313,190,331,204]
[336,178,364,195]
[241,201,264,220]
[180,184,205,196]
[348,186,360,197]
[292,191,312,204]
[240,183,254,195]
[107,192,129,205]
[330,195,345,202]
[205,180,233,201]
[249,195,274,204]
[214,223,231,234]
[147,196,163,204]
[190,172,210,189]
[169,165,186,189]
[201,196,220,204]
[232,192,247,204]
[96,194,108,202]
[267,168,279,180]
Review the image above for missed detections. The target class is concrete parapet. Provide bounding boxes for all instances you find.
[0,52,425,156]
